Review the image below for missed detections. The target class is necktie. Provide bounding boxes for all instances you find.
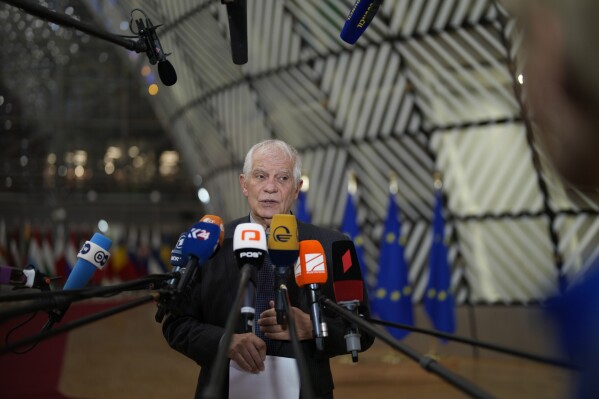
[255,255,280,354]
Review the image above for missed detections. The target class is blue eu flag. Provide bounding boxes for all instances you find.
[374,193,414,340]
[424,189,456,337]
[341,192,368,282]
[295,191,311,224]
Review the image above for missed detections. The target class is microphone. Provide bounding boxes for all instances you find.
[0,265,56,290]
[296,240,329,351]
[155,232,187,323]
[134,14,177,86]
[200,214,225,255]
[0,265,30,287]
[267,214,299,325]
[340,0,384,45]
[221,0,248,65]
[156,216,223,323]
[169,232,188,278]
[233,223,267,332]
[45,233,112,329]
[332,239,364,362]
[173,222,221,302]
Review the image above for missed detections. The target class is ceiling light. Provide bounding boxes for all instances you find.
[198,188,210,203]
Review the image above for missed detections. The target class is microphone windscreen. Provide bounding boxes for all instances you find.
[268,214,299,266]
[233,223,267,269]
[233,223,267,252]
[225,0,248,64]
[183,222,222,262]
[340,0,383,45]
[158,60,177,86]
[296,240,327,286]
[63,233,112,290]
[200,215,225,247]
[331,240,364,302]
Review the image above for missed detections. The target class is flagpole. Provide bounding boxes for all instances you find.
[430,170,442,360]
[425,170,457,358]
[382,172,403,364]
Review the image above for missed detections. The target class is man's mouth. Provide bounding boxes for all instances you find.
[260,199,278,205]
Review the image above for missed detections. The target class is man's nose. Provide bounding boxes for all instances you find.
[263,177,277,192]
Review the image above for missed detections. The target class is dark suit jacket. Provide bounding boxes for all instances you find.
[162,216,375,398]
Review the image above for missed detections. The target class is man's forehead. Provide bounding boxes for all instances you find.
[251,166,292,174]
[251,152,294,171]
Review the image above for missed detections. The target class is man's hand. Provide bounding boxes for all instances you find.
[228,333,266,373]
[258,300,314,341]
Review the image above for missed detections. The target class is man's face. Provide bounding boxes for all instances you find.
[239,149,302,228]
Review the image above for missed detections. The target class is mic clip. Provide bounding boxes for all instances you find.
[337,299,362,363]
[133,17,169,65]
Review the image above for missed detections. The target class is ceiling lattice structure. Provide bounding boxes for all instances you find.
[3,0,599,304]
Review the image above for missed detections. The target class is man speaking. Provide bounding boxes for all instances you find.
[162,139,374,398]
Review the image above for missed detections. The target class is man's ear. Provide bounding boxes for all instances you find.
[295,179,303,199]
[239,174,248,197]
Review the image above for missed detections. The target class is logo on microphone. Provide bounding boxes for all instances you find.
[80,242,91,255]
[170,254,183,263]
[94,251,109,266]
[239,251,261,258]
[188,228,211,240]
[342,249,352,273]
[241,230,261,241]
[304,253,325,274]
[272,226,292,242]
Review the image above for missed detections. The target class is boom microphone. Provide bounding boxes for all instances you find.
[332,239,364,362]
[297,240,329,351]
[221,0,248,64]
[134,13,177,86]
[233,223,267,332]
[340,0,384,45]
[267,214,299,325]
[45,233,112,330]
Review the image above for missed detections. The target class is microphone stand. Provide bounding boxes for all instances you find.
[367,317,576,370]
[321,297,498,399]
[0,294,157,356]
[203,264,252,399]
[0,0,144,52]
[281,285,315,399]
[0,274,174,323]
